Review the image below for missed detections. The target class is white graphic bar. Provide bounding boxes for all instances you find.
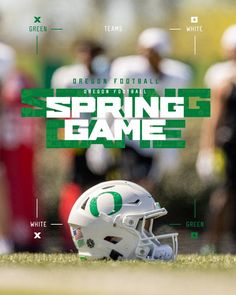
[194,35,197,55]
[169,28,181,31]
[50,223,63,226]
[36,198,39,219]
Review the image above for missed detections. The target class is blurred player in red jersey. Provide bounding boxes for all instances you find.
[0,166,12,254]
[0,41,15,254]
[0,68,43,252]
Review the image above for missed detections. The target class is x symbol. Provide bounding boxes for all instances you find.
[34,16,41,23]
[34,232,41,239]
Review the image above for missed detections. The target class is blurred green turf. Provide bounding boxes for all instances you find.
[0,254,236,295]
[0,253,236,270]
[0,292,68,295]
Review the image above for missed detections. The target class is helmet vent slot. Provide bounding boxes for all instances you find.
[102,185,115,189]
[81,198,89,210]
[128,199,140,205]
[104,236,122,244]
[109,249,123,260]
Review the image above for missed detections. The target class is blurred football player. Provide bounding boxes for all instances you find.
[100,28,192,192]
[51,40,111,251]
[0,38,44,252]
[0,69,43,252]
[197,25,236,253]
[0,41,15,254]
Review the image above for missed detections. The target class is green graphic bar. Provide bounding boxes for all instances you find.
[50,28,63,31]
[194,199,197,219]
[36,35,39,55]
[169,223,182,226]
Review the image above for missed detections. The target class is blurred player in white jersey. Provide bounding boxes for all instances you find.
[109,28,191,91]
[204,25,236,89]
[103,28,192,191]
[51,40,111,251]
[51,40,109,89]
[197,25,236,254]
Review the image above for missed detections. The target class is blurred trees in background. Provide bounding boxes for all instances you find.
[1,0,235,83]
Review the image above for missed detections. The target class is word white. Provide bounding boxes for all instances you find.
[186,26,203,32]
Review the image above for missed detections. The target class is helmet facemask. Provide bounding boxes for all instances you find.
[119,206,178,260]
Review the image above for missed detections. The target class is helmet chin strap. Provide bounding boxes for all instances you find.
[136,219,178,260]
[152,244,173,260]
[135,240,174,261]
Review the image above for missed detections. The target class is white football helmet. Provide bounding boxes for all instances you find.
[68,180,178,260]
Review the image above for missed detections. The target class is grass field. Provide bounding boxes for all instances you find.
[0,254,236,295]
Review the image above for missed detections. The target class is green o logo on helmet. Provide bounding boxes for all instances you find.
[90,191,123,217]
